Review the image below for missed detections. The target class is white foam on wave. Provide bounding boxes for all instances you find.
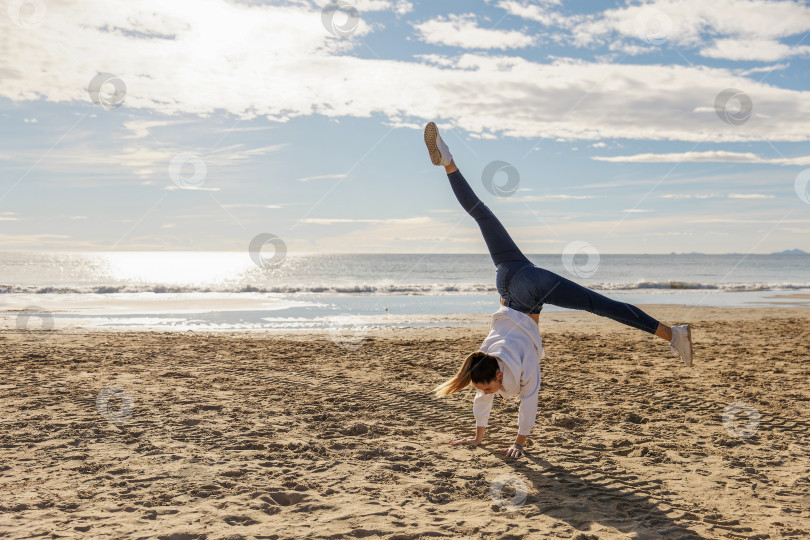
[2,280,810,295]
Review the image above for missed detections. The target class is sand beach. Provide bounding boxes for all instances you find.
[1,305,808,539]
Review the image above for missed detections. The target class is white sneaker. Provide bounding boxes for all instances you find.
[670,324,693,367]
[424,122,453,166]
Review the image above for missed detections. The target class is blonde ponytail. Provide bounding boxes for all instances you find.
[433,351,497,397]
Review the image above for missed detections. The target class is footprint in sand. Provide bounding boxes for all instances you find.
[683,454,736,499]
[223,514,259,526]
[176,463,211,482]
[261,491,307,506]
[682,454,719,499]
[342,422,369,436]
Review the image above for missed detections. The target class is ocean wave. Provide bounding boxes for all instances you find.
[1,280,810,295]
[587,281,797,292]
[0,283,495,295]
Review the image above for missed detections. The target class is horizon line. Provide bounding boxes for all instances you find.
[0,250,807,255]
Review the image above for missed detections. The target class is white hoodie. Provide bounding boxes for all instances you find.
[472,305,545,436]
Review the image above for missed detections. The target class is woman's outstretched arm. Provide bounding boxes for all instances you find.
[449,426,485,446]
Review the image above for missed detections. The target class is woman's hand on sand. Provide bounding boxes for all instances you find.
[449,438,482,446]
[501,443,524,458]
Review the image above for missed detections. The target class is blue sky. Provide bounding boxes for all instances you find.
[1,0,810,254]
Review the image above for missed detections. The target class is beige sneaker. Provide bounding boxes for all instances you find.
[424,122,453,166]
[670,324,693,367]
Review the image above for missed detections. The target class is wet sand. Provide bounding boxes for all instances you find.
[1,305,808,539]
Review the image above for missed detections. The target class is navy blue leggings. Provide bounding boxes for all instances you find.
[448,169,660,334]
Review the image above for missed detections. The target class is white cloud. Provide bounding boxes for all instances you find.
[701,39,810,62]
[689,218,810,223]
[496,0,568,27]
[2,0,810,146]
[414,14,535,49]
[299,216,431,225]
[221,203,283,209]
[503,194,598,203]
[662,193,721,199]
[592,151,810,166]
[0,234,72,248]
[734,64,790,77]
[352,0,408,12]
[298,173,347,182]
[501,0,810,62]
[123,119,181,139]
[0,139,286,181]
[622,208,653,212]
[393,0,414,15]
[205,144,288,165]
[321,0,412,16]
[165,185,221,191]
[728,193,775,199]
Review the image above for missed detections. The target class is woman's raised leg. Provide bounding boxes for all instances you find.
[423,122,692,365]
[528,267,660,333]
[425,122,528,267]
[520,266,691,365]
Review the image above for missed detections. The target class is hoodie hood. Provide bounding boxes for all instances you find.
[491,305,545,360]
[479,305,544,398]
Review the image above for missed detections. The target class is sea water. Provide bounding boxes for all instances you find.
[1,251,809,332]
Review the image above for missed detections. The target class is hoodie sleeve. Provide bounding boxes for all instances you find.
[517,356,541,436]
[473,389,494,427]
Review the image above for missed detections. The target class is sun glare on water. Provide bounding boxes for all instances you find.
[95,252,251,286]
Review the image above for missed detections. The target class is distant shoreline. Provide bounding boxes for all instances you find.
[4,304,810,336]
